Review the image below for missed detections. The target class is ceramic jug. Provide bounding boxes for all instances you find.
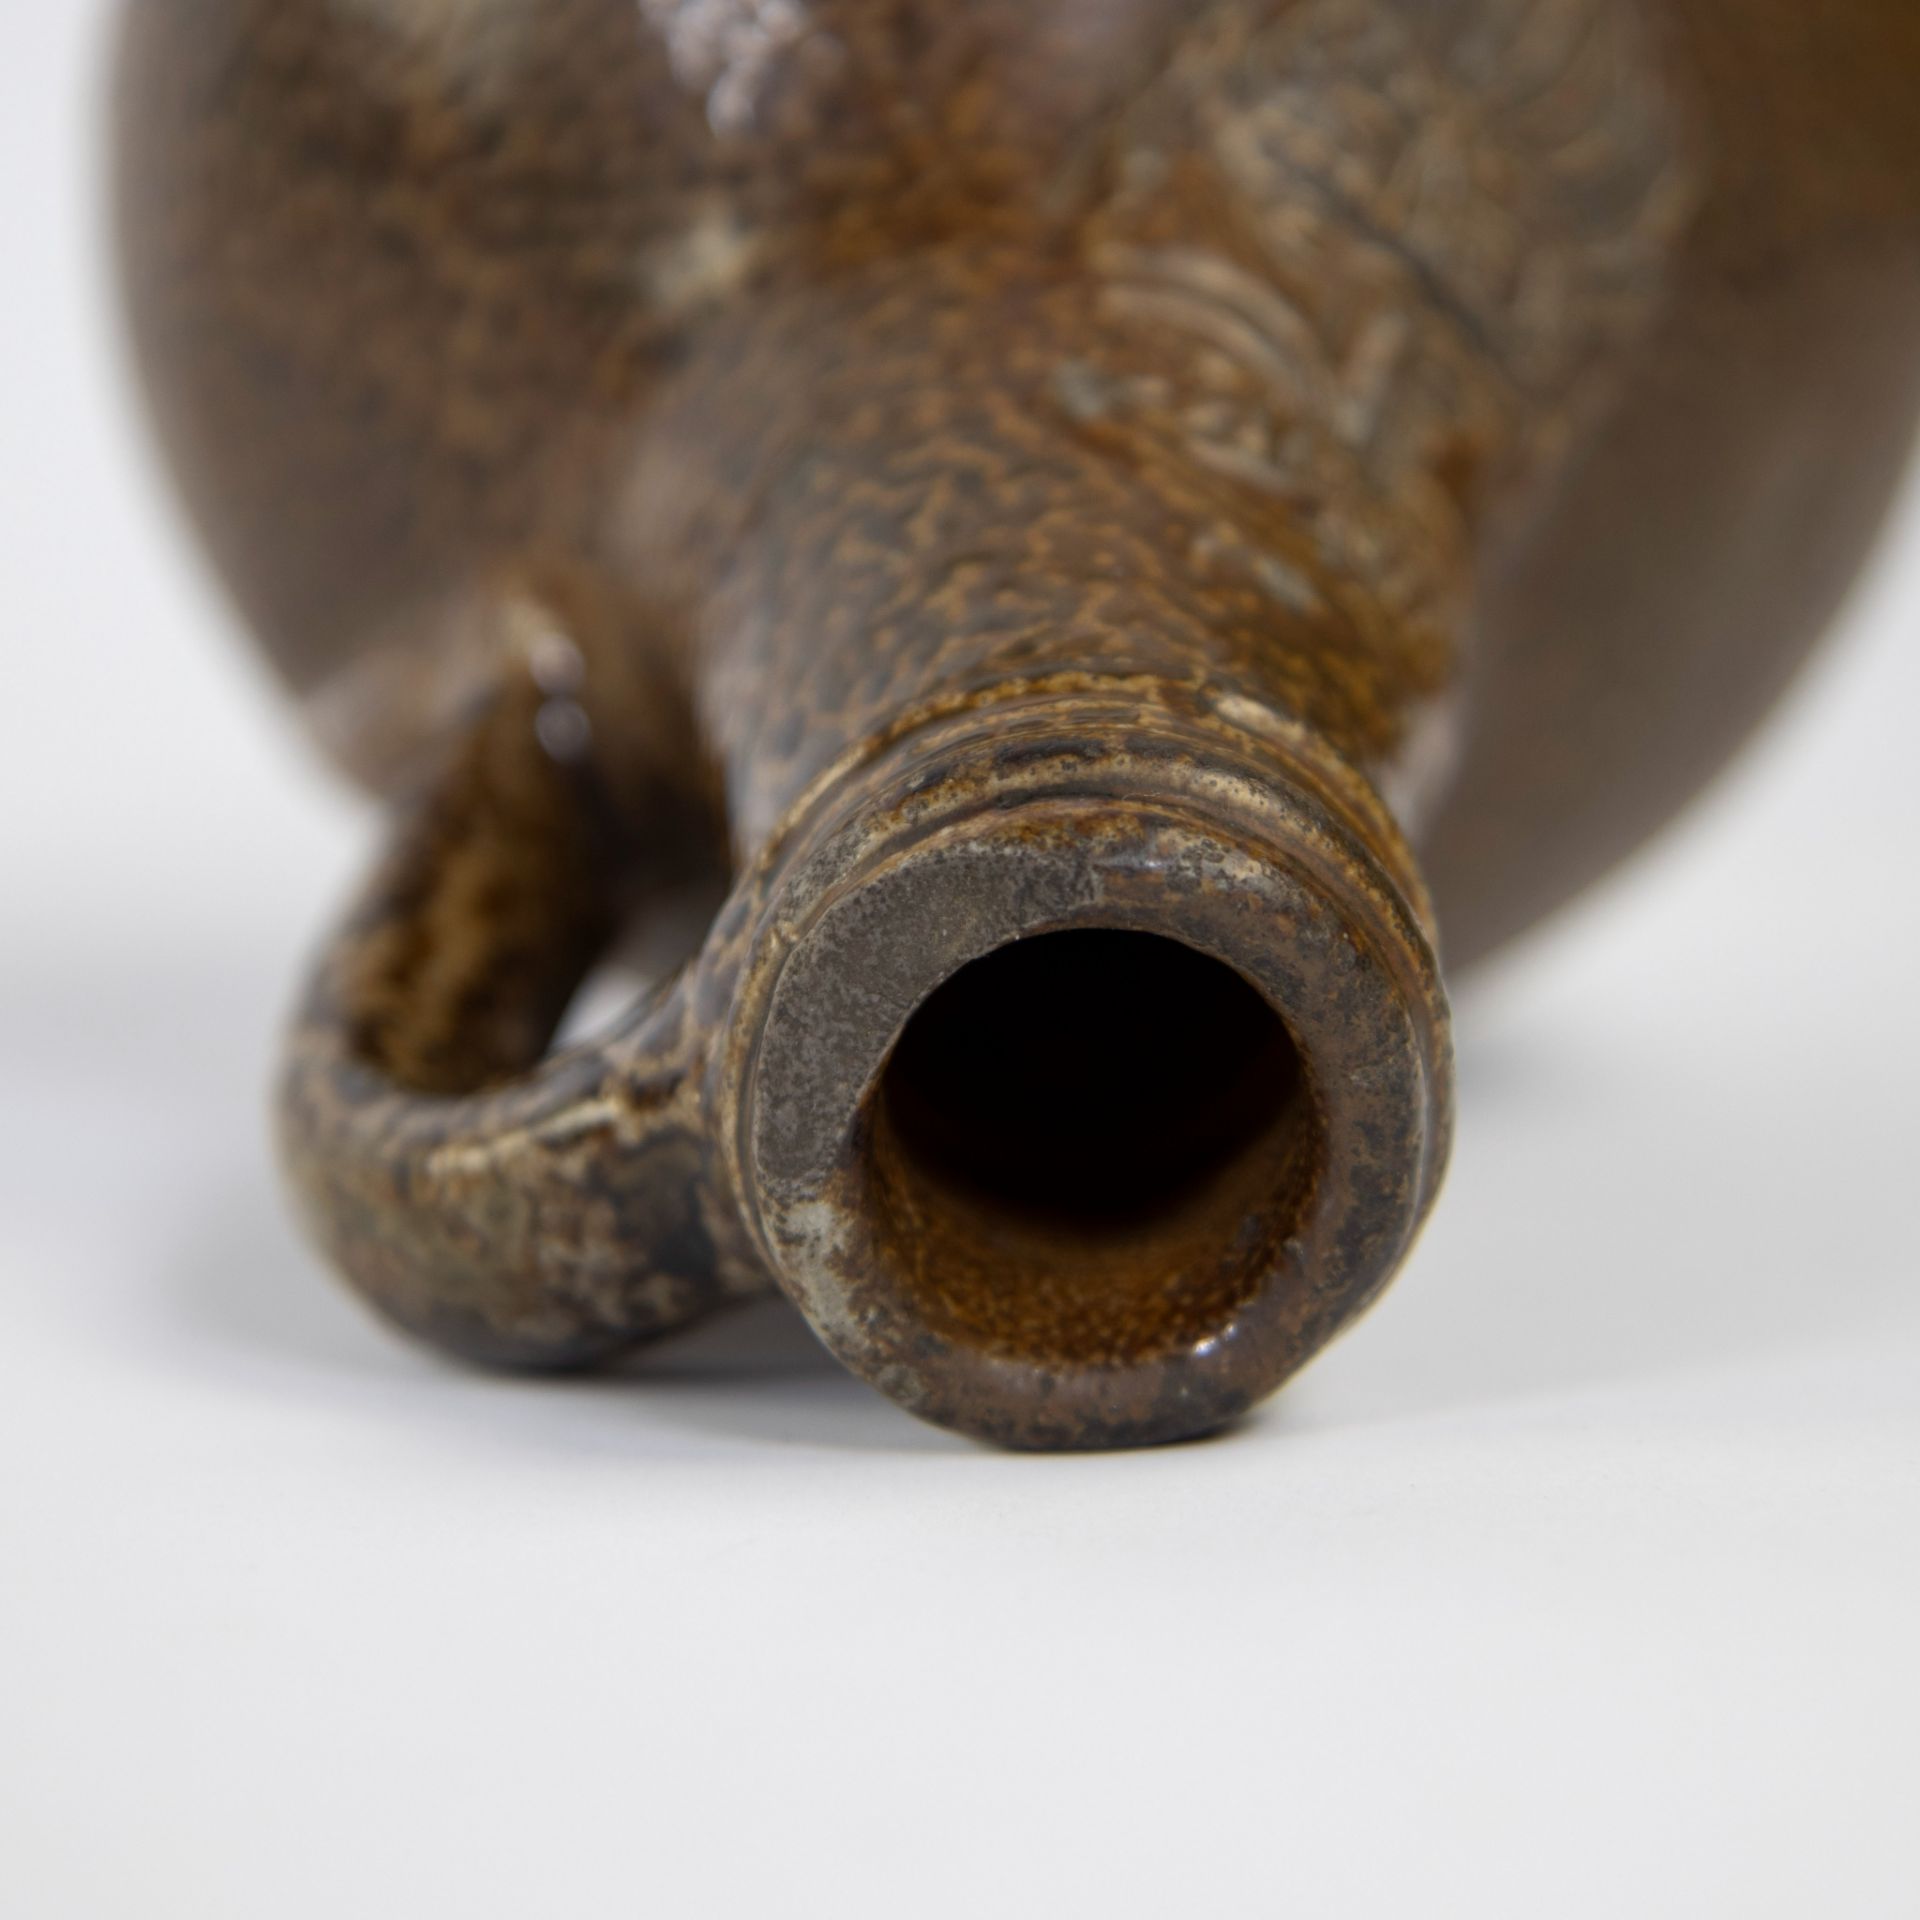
[115,0,1920,1447]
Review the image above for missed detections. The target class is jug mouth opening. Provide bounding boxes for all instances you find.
[729,699,1451,1448]
[864,927,1321,1371]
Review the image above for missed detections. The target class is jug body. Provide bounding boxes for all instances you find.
[114,0,1920,1445]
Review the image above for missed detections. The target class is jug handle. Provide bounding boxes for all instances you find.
[276,664,741,1370]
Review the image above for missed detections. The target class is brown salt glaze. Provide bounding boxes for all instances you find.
[115,0,1920,1448]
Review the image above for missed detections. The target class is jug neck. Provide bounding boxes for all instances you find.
[715,682,1450,1448]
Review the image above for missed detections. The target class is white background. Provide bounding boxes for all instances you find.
[3,7,1916,1916]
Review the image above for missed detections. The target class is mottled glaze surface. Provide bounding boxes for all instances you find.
[117,0,1920,1446]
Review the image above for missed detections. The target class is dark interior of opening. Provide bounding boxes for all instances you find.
[866,930,1321,1366]
[881,931,1299,1230]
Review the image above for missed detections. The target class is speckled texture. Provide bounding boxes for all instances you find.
[117,0,1920,1446]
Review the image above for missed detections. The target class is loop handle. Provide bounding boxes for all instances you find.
[278,670,745,1368]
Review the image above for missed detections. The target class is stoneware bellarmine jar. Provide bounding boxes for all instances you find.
[114,0,1920,1447]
